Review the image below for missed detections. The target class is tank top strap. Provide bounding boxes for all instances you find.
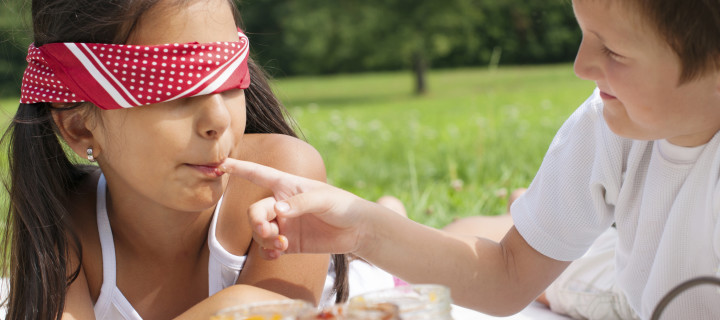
[94,174,118,309]
[207,195,248,295]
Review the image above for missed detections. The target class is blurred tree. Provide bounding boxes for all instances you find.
[366,0,482,95]
[257,0,481,95]
[241,0,579,95]
[0,0,31,97]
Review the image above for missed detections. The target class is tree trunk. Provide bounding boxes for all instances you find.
[412,51,427,95]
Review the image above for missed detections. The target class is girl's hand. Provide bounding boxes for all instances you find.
[220,158,373,259]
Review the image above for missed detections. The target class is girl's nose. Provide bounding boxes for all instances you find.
[195,93,230,140]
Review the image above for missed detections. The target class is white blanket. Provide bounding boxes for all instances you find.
[453,302,570,319]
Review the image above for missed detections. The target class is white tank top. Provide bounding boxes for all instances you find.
[92,174,248,319]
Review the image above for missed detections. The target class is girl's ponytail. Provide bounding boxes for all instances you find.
[1,104,87,319]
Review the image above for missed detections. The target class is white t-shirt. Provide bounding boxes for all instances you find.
[512,89,720,319]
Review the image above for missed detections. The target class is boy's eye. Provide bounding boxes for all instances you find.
[601,46,623,59]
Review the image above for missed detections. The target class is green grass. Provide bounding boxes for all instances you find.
[0,64,595,228]
[0,98,15,120]
[0,97,15,219]
[275,64,594,227]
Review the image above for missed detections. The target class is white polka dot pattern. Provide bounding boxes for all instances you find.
[20,30,250,110]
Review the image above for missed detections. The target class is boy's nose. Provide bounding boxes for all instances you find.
[195,93,231,140]
[573,39,602,81]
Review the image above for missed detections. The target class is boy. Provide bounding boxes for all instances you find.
[224,0,720,318]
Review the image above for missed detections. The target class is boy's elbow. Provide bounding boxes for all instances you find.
[465,294,535,317]
[457,269,546,316]
[489,300,534,317]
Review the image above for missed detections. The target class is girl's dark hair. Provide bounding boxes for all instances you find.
[0,0,347,318]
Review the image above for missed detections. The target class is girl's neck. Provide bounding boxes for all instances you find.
[104,181,216,262]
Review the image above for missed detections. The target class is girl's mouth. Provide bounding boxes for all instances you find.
[187,164,225,178]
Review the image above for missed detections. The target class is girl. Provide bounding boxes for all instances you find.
[1,0,346,319]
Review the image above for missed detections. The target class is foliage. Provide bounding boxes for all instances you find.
[241,0,580,77]
[0,0,31,97]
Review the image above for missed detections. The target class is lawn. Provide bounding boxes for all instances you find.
[275,64,594,227]
[0,97,15,218]
[0,64,595,228]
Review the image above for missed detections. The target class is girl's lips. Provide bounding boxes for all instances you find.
[187,164,225,178]
[599,91,617,100]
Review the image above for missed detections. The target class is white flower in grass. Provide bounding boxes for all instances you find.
[350,137,364,147]
[307,103,319,113]
[541,99,552,110]
[345,118,359,130]
[330,111,343,126]
[325,132,341,143]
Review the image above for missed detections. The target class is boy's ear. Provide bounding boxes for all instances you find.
[50,104,99,160]
[715,62,720,93]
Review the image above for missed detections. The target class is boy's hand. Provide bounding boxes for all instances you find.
[220,158,369,259]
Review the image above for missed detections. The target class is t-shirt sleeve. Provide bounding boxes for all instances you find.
[713,178,720,277]
[512,90,624,261]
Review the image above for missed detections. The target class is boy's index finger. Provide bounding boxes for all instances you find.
[220,158,284,189]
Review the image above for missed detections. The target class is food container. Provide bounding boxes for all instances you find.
[299,302,400,319]
[348,284,453,320]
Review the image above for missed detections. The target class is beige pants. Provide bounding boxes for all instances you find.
[545,228,639,320]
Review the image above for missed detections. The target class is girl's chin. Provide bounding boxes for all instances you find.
[172,187,225,211]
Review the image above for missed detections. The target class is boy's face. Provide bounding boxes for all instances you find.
[572,0,720,147]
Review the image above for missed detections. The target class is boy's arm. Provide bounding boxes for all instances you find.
[224,159,571,316]
[357,207,570,315]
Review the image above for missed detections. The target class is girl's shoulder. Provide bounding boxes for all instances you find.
[214,134,325,256]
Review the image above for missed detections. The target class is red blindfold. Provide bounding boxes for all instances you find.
[20,30,250,110]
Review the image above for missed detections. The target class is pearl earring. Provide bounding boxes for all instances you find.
[87,147,96,162]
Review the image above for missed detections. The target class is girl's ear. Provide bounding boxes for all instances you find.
[50,104,99,161]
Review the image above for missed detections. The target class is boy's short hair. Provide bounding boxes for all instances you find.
[631,0,720,83]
